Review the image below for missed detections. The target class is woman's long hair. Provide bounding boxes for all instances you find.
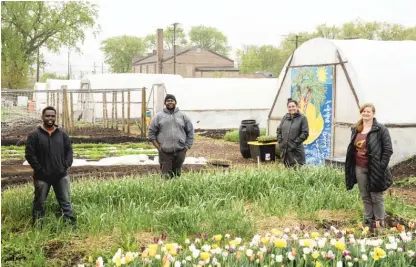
[355,103,376,132]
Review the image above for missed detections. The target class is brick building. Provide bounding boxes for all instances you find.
[131,46,264,78]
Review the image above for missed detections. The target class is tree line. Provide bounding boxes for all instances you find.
[101,25,230,73]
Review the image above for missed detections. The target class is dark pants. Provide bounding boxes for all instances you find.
[32,176,75,224]
[159,150,186,179]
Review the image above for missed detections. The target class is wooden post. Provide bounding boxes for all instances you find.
[69,91,74,134]
[111,92,115,129]
[122,91,125,132]
[102,93,106,128]
[56,90,60,125]
[127,90,131,134]
[115,92,118,130]
[141,87,146,137]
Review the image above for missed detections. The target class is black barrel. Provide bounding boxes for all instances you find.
[239,120,260,158]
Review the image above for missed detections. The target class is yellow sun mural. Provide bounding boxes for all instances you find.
[298,99,324,145]
[317,67,327,83]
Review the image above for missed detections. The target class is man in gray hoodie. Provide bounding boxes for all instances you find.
[148,94,194,179]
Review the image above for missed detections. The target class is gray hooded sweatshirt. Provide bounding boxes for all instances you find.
[148,107,194,153]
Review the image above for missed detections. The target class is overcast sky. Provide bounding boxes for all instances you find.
[42,0,416,77]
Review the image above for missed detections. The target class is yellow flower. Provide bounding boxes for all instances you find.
[315,261,322,267]
[212,244,219,249]
[261,237,270,244]
[148,249,157,258]
[274,239,287,248]
[165,243,175,251]
[169,249,177,256]
[335,241,346,251]
[200,252,211,261]
[311,232,320,239]
[88,256,93,263]
[373,247,386,260]
[302,239,312,247]
[312,251,320,259]
[214,235,222,242]
[125,252,133,264]
[229,240,239,247]
[148,244,158,251]
[272,229,283,237]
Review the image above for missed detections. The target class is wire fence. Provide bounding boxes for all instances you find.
[1,87,153,138]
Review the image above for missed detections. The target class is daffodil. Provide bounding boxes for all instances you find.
[200,252,211,261]
[274,239,287,248]
[311,232,320,239]
[261,237,270,244]
[312,250,320,259]
[125,252,133,264]
[214,235,222,242]
[335,241,346,251]
[373,247,386,260]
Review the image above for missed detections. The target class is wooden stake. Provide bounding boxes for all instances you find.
[115,92,118,130]
[122,91,125,132]
[102,93,107,128]
[141,87,146,137]
[111,92,115,129]
[127,90,131,134]
[69,92,74,134]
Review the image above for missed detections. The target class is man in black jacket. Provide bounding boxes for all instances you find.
[25,106,75,226]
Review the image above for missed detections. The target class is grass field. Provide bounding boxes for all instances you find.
[1,143,156,162]
[2,165,415,266]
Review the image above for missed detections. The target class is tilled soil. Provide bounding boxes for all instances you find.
[392,155,416,180]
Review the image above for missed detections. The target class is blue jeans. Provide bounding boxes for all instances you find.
[32,176,75,224]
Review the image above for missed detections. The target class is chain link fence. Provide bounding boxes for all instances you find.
[1,87,153,139]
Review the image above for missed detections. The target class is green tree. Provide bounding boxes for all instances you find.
[1,1,99,88]
[144,25,187,51]
[39,72,68,83]
[237,45,282,76]
[189,26,230,56]
[101,35,147,73]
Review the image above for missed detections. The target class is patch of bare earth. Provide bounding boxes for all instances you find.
[386,187,416,206]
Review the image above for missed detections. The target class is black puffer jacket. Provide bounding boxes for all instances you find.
[276,113,309,165]
[345,119,393,192]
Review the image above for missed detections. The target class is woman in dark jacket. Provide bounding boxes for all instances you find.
[276,98,309,167]
[345,103,393,228]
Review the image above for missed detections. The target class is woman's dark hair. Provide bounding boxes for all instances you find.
[287,98,298,107]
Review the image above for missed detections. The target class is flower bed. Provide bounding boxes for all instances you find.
[82,221,416,267]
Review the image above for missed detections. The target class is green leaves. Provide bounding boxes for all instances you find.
[1,1,99,88]
[101,35,147,73]
[189,25,230,56]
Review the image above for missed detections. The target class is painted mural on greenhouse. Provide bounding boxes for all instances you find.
[290,66,333,165]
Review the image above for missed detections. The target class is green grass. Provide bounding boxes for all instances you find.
[224,128,267,142]
[1,143,155,162]
[2,166,415,266]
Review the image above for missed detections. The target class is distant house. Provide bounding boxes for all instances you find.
[131,46,263,78]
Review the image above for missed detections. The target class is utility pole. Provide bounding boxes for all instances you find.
[93,62,96,74]
[172,22,179,75]
[36,47,40,82]
[67,48,71,79]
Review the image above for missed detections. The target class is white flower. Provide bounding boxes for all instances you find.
[347,263,353,267]
[174,261,181,267]
[303,247,310,255]
[294,226,300,231]
[202,244,211,252]
[330,239,336,246]
[282,234,289,240]
[192,249,200,259]
[327,250,335,260]
[324,232,330,238]
[408,250,415,257]
[246,249,254,257]
[270,254,275,259]
[222,251,228,258]
[318,238,326,248]
[330,226,337,231]
[388,236,395,243]
[182,260,186,265]
[225,234,230,239]
[284,227,290,233]
[158,240,164,245]
[185,239,190,244]
[155,254,161,260]
[397,247,403,253]
[337,261,343,267]
[194,238,201,244]
[212,257,218,266]
[287,251,295,261]
[386,243,398,250]
[235,237,242,244]
[189,244,196,252]
[345,255,352,261]
[291,234,298,240]
[185,256,192,261]
[77,265,85,267]
[259,246,267,253]
[96,257,104,267]
[361,254,368,261]
[276,255,283,262]
[238,246,245,252]
[304,233,310,238]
